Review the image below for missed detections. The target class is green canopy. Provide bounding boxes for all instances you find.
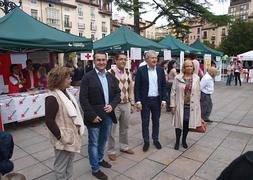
[190,39,223,57]
[0,8,93,53]
[159,35,203,55]
[94,26,166,52]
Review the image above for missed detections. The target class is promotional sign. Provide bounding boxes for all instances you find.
[215,56,222,81]
[180,51,184,72]
[28,52,50,64]
[130,47,142,60]
[10,53,27,68]
[81,52,93,60]
[204,54,212,73]
[164,49,171,61]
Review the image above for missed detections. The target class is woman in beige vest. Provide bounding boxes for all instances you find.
[170,60,201,150]
[45,67,85,180]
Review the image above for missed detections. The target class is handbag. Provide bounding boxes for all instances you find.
[189,120,207,133]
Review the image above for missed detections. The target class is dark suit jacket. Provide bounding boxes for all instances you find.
[134,65,167,104]
[80,69,121,127]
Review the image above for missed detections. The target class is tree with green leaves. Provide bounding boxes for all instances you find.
[219,20,253,56]
[107,0,230,36]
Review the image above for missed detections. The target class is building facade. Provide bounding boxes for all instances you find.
[184,20,228,48]
[228,0,253,21]
[0,0,112,40]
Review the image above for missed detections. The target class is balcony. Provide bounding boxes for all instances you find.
[78,23,85,29]
[102,26,107,32]
[64,21,72,28]
[47,19,60,28]
[90,25,97,31]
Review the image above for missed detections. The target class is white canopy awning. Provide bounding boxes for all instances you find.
[238,50,253,61]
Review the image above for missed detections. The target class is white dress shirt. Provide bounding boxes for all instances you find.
[147,65,159,97]
[200,72,214,94]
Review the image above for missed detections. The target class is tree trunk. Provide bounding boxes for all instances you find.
[133,0,140,34]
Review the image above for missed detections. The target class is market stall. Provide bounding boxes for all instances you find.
[0,87,80,125]
[0,8,92,129]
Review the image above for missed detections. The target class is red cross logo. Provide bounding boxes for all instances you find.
[85,53,91,60]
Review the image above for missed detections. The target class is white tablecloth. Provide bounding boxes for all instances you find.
[0,87,80,124]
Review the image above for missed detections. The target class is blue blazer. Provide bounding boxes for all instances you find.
[134,65,167,103]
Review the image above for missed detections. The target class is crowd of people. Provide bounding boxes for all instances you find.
[42,50,219,180]
[8,50,252,180]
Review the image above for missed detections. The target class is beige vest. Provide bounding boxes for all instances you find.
[49,91,81,153]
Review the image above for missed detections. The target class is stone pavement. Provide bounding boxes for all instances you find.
[5,82,253,180]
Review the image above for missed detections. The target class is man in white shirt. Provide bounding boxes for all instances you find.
[134,50,167,152]
[200,67,217,123]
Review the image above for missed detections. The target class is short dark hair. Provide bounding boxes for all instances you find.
[189,53,196,60]
[93,51,107,60]
[26,59,32,65]
[10,64,18,74]
[115,53,126,60]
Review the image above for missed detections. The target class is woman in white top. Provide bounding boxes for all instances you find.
[226,61,234,86]
[167,60,177,112]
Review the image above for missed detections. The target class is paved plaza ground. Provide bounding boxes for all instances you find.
[5,81,253,180]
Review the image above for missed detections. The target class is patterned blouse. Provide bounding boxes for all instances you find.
[184,77,193,105]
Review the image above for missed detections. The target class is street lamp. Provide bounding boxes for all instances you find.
[0,0,22,14]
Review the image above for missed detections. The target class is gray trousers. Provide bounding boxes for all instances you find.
[200,92,213,121]
[108,103,130,155]
[54,149,75,180]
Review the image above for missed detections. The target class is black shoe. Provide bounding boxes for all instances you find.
[174,142,179,150]
[182,141,188,149]
[143,142,150,152]
[92,170,108,180]
[98,160,111,168]
[204,119,213,123]
[153,141,162,149]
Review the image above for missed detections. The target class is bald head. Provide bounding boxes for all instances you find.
[208,67,217,77]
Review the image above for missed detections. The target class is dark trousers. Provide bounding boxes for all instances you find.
[166,83,172,111]
[141,97,161,142]
[200,92,213,121]
[234,72,241,86]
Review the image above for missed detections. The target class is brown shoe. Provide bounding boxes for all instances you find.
[92,170,108,180]
[120,149,134,154]
[108,154,117,161]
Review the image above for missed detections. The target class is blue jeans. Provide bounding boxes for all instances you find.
[87,117,112,172]
[141,97,161,143]
[226,74,232,86]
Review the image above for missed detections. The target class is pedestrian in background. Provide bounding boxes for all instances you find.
[234,60,242,86]
[226,61,234,86]
[200,67,217,123]
[45,67,85,180]
[167,60,177,112]
[134,50,167,152]
[170,60,201,150]
[79,51,120,180]
[107,53,135,161]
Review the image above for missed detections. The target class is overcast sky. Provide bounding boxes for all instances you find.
[112,0,231,26]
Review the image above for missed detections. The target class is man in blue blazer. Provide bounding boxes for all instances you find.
[134,50,167,152]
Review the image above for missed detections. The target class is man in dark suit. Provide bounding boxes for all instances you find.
[134,50,167,152]
[80,51,120,180]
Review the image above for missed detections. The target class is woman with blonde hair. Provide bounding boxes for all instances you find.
[45,67,85,180]
[170,60,201,150]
